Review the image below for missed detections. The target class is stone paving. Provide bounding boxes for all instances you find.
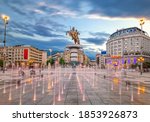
[0,68,150,105]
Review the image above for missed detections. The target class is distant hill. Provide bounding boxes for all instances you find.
[46,50,64,56]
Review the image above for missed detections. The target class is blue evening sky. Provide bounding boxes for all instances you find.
[0,0,150,59]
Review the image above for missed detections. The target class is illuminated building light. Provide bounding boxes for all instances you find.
[128,58,130,64]
[134,57,137,64]
[122,58,124,64]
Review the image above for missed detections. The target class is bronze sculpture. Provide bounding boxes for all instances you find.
[66,27,80,44]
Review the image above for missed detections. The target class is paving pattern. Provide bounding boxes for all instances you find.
[0,68,150,105]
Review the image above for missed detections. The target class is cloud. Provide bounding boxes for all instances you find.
[1,0,150,60]
[8,4,27,16]
[35,0,150,19]
[89,32,110,38]
[82,37,107,45]
[3,19,66,40]
[38,0,150,19]
[87,0,150,19]
[81,31,109,45]
[33,25,61,37]
[36,1,78,18]
[35,18,67,32]
[1,0,150,20]
[31,9,45,15]
[5,35,72,51]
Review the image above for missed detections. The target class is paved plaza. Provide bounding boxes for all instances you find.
[0,67,150,105]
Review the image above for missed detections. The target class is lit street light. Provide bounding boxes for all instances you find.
[137,57,144,75]
[1,14,10,73]
[138,18,145,75]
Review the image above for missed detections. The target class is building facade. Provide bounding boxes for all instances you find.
[106,27,150,69]
[0,45,47,68]
[96,54,106,69]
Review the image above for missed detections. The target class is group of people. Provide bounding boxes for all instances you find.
[18,68,25,78]
[18,68,36,77]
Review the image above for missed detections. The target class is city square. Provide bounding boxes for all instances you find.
[0,0,150,105]
[0,67,150,105]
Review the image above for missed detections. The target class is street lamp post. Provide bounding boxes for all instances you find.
[138,18,145,75]
[137,57,144,75]
[1,15,10,73]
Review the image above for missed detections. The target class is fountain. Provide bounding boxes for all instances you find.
[130,83,134,102]
[19,82,22,105]
[137,81,140,95]
[33,73,37,102]
[8,66,13,101]
[42,74,45,94]
[119,80,122,95]
[57,67,61,102]
[3,75,6,94]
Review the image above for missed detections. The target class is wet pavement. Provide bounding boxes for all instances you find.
[0,67,150,105]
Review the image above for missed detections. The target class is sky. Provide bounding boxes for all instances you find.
[0,0,150,59]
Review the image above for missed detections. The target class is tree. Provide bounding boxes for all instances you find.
[59,57,65,66]
[131,63,138,69]
[47,58,54,66]
[0,59,3,67]
[143,62,150,68]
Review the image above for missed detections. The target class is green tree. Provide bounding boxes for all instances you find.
[0,59,3,67]
[47,58,54,66]
[59,57,65,66]
[131,63,138,69]
[143,62,150,68]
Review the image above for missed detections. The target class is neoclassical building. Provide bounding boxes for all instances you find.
[106,27,150,69]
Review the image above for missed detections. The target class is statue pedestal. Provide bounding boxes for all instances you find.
[66,44,82,49]
[65,44,83,65]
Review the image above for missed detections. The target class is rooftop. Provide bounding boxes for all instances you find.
[109,27,148,40]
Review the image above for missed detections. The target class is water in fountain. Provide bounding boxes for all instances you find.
[137,81,140,95]
[111,80,114,91]
[19,80,22,105]
[3,73,6,94]
[53,66,57,105]
[22,80,26,95]
[8,66,13,101]
[57,67,61,102]
[130,83,134,102]
[42,73,45,94]
[33,76,37,102]
[16,75,18,89]
[92,68,95,87]
[119,80,122,95]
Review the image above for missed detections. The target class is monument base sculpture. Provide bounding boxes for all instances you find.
[64,44,84,66]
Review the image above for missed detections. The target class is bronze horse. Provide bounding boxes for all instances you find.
[66,27,80,44]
